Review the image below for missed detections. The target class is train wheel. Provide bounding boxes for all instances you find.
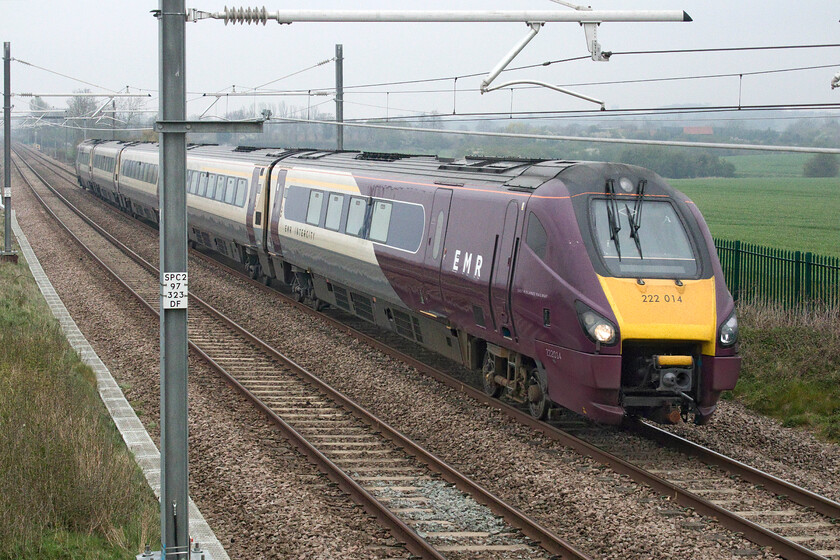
[248,263,260,281]
[481,351,503,398]
[527,367,549,420]
[290,276,305,302]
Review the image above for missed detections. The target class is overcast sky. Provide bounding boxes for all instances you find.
[1,1,839,126]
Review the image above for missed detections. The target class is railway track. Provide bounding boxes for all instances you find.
[19,145,840,559]
[13,145,590,560]
[323,303,840,560]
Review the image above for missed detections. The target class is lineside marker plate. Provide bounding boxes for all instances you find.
[161,272,188,309]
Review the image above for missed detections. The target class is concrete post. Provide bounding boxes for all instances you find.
[158,1,190,557]
[335,44,343,151]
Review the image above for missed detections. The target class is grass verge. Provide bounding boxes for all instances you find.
[728,300,840,442]
[0,234,159,559]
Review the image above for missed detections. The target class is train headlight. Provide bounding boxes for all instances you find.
[719,311,738,347]
[575,302,618,346]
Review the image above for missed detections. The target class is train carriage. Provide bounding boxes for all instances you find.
[74,139,98,189]
[88,140,125,205]
[184,146,265,266]
[117,143,160,221]
[77,141,741,425]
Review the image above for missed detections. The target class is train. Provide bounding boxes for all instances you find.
[75,139,740,425]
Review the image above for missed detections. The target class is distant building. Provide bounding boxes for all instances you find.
[683,126,714,135]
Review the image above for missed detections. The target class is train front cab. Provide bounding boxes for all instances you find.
[519,164,740,425]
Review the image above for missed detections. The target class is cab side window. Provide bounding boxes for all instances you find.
[526,212,548,261]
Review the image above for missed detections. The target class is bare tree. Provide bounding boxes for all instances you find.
[66,89,97,119]
[29,96,51,114]
[116,94,152,128]
[66,89,98,142]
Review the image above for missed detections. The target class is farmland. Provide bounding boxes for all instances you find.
[671,155,840,258]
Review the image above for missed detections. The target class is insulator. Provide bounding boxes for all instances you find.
[223,6,268,25]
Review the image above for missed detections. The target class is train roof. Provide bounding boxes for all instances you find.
[189,144,581,192]
[88,140,583,192]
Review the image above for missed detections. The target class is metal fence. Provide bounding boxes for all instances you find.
[715,239,840,309]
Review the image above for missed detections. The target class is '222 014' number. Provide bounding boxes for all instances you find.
[641,294,683,303]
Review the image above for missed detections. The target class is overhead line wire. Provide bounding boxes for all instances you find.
[330,61,840,96]
[12,57,121,93]
[334,43,840,92]
[341,103,840,123]
[253,57,336,91]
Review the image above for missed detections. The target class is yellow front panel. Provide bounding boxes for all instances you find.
[597,276,717,354]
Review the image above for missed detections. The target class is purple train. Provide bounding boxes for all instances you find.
[76,140,740,424]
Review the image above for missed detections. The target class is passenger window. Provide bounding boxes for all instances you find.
[526,212,548,261]
[306,191,324,225]
[198,172,208,197]
[205,174,216,199]
[235,178,248,207]
[214,175,227,202]
[325,193,344,231]
[369,200,392,243]
[224,177,237,204]
[345,197,367,237]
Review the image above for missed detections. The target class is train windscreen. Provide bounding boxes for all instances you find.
[590,199,698,278]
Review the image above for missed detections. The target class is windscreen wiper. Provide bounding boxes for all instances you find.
[625,179,646,258]
[605,179,622,261]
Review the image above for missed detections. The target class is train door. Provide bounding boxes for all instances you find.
[422,188,452,311]
[489,200,520,338]
[245,166,265,246]
[114,148,126,211]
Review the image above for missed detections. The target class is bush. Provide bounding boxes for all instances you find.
[803,153,839,178]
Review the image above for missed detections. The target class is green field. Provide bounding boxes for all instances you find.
[723,153,811,178]
[671,176,840,258]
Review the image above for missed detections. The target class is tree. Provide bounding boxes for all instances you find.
[66,89,98,144]
[29,96,51,114]
[803,153,839,178]
[116,95,152,128]
[66,89,97,120]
